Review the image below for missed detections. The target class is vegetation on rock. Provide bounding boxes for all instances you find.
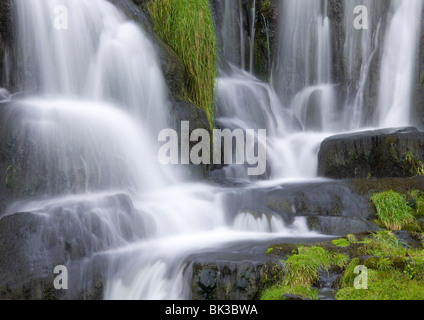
[147,0,217,128]
[371,190,416,231]
[262,229,424,300]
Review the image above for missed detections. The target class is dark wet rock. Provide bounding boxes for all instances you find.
[306,216,379,235]
[282,293,309,300]
[318,127,424,179]
[0,193,142,299]
[191,256,283,300]
[221,176,424,236]
[167,99,211,179]
[190,237,328,300]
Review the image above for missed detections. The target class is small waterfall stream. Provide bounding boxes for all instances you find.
[0,0,423,300]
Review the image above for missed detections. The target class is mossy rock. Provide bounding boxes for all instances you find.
[318,127,424,179]
[265,243,298,257]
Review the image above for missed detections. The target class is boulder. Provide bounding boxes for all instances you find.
[168,99,211,179]
[221,176,424,236]
[318,127,424,179]
[0,193,144,299]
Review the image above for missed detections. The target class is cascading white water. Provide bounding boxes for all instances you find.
[215,0,424,181]
[4,0,424,301]
[215,0,336,180]
[272,0,337,132]
[3,0,320,300]
[377,0,423,127]
[341,0,385,129]
[15,0,168,131]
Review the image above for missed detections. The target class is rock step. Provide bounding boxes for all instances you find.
[318,127,424,179]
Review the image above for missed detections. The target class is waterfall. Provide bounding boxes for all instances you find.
[377,0,423,127]
[2,0,318,300]
[272,0,336,132]
[14,0,168,130]
[2,0,424,301]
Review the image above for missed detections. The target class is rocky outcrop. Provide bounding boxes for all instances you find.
[191,260,273,300]
[318,127,424,179]
[169,99,211,179]
[0,193,142,299]
[222,175,424,236]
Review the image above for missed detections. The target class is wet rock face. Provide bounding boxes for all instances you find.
[191,259,283,300]
[0,193,142,300]
[318,127,424,179]
[221,176,424,236]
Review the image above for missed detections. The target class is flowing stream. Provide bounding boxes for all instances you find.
[1,0,423,299]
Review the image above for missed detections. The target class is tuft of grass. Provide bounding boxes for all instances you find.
[403,152,424,176]
[337,231,424,300]
[283,246,332,287]
[359,231,408,257]
[371,190,416,231]
[147,0,217,128]
[260,245,349,300]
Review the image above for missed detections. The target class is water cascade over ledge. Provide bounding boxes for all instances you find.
[0,0,423,300]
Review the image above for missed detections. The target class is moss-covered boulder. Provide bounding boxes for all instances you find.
[318,127,424,179]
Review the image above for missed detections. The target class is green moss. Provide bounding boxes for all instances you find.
[403,152,424,176]
[332,238,351,247]
[284,246,332,287]
[371,190,416,230]
[359,231,409,257]
[264,243,297,257]
[336,270,424,300]
[336,230,424,300]
[147,0,217,128]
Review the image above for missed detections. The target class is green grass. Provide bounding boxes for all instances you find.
[336,231,424,300]
[403,152,424,176]
[336,269,424,300]
[371,190,416,231]
[408,190,424,218]
[359,231,409,257]
[147,0,217,128]
[261,246,348,300]
[332,238,351,247]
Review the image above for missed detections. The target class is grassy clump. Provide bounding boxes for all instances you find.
[408,190,424,218]
[260,246,348,300]
[336,269,424,300]
[147,0,217,128]
[359,231,409,257]
[403,152,424,176]
[371,190,416,231]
